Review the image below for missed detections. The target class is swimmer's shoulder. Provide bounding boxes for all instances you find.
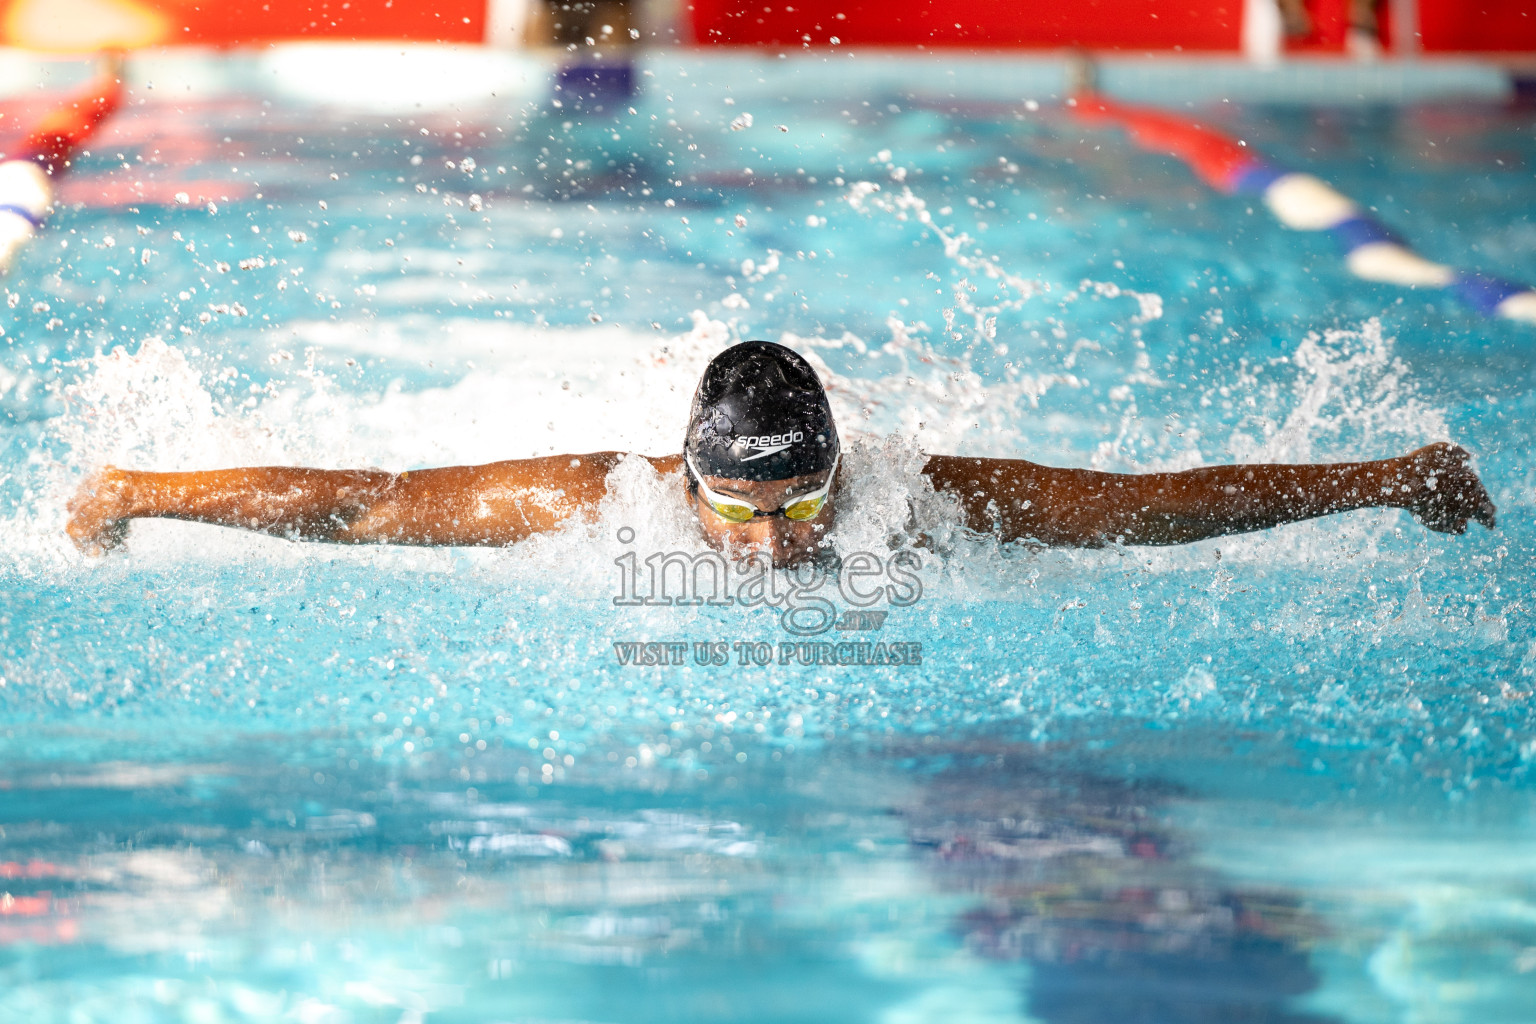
[500,451,680,482]
[635,452,683,475]
[920,453,1050,485]
[524,451,682,482]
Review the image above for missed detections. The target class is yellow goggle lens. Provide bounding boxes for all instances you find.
[708,500,756,523]
[784,495,826,521]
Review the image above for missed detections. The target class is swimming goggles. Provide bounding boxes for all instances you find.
[685,451,839,523]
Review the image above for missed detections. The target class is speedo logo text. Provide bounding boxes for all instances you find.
[737,429,803,461]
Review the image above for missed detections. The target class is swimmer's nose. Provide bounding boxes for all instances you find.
[740,518,813,567]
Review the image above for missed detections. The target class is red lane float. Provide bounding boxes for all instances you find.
[1071,95,1258,193]
[14,62,123,174]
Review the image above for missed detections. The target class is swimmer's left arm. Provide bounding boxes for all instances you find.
[924,442,1495,547]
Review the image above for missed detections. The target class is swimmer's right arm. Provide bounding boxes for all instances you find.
[66,452,662,555]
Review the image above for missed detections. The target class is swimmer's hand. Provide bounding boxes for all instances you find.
[1392,442,1497,534]
[67,467,133,555]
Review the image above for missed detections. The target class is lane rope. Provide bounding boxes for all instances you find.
[1071,93,1536,325]
[0,56,124,274]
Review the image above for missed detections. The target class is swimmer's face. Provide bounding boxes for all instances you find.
[690,469,839,568]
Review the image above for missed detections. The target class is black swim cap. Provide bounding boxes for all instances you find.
[684,341,839,482]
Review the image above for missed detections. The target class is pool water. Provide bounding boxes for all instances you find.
[1,50,1534,1023]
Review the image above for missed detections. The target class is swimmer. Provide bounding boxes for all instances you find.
[66,341,1496,565]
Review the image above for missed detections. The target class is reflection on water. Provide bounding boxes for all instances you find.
[0,738,1351,1023]
[893,741,1335,1024]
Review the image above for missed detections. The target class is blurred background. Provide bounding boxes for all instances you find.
[3,0,1535,57]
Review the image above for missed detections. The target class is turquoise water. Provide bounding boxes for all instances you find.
[1,52,1535,1022]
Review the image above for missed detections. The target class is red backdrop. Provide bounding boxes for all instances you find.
[686,0,1536,53]
[1420,0,1536,51]
[5,0,1534,55]
[686,0,1243,50]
